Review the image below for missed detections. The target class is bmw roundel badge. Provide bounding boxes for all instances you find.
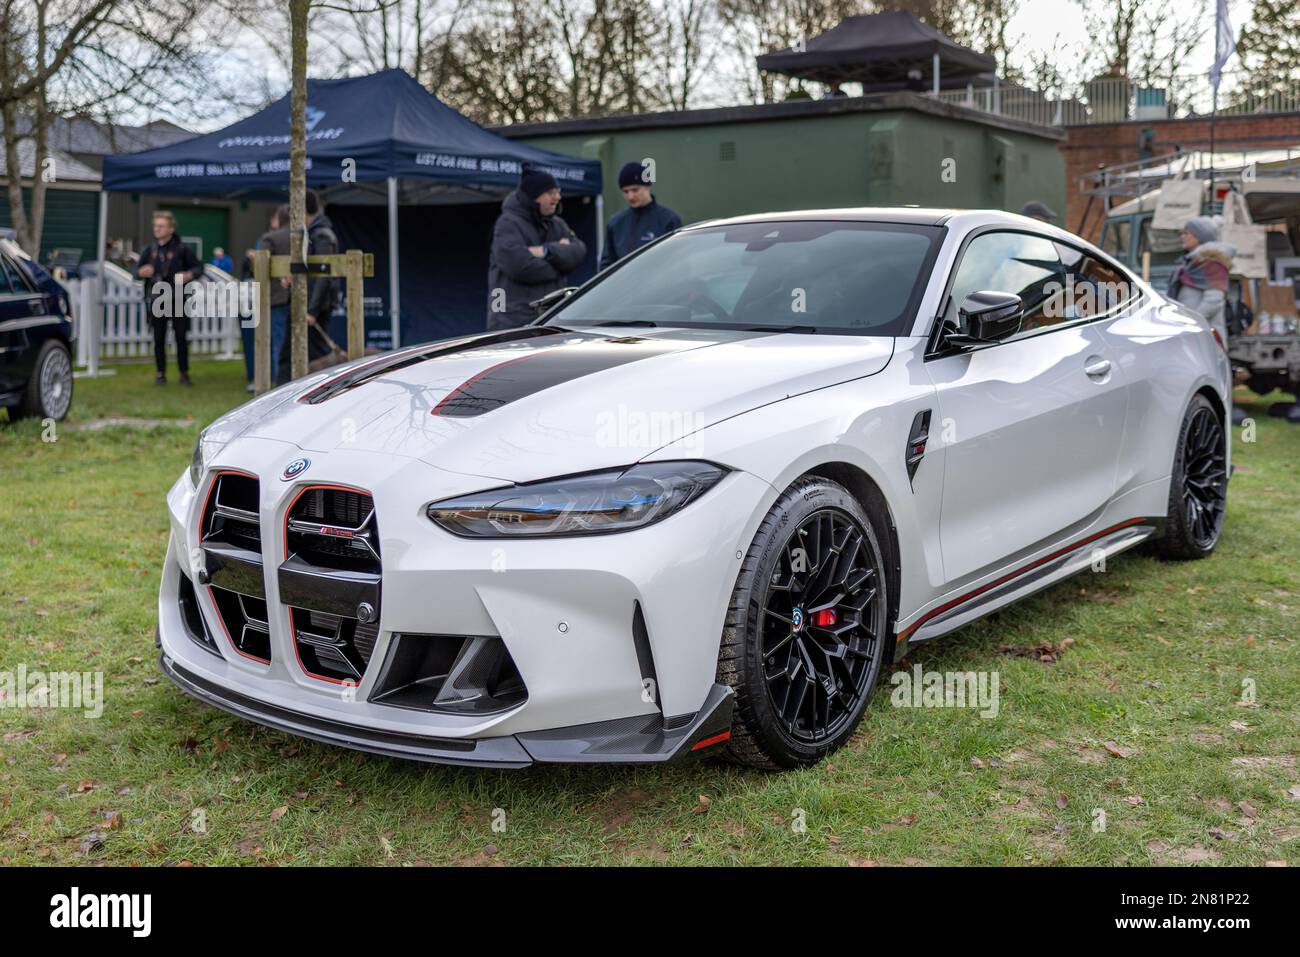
[282,457,311,481]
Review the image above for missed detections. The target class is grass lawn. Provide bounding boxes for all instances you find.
[1,358,1297,866]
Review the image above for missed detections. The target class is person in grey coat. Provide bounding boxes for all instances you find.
[486,168,587,330]
[1167,215,1235,341]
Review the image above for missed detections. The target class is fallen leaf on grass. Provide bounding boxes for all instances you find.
[1229,720,1252,732]
[1238,800,1258,819]
[270,805,288,821]
[997,638,1074,662]
[78,831,105,854]
[1103,741,1135,759]
[236,837,263,857]
[691,794,712,814]
[1056,793,1069,810]
[970,756,985,769]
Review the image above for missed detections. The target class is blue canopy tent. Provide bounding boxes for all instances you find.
[100,69,603,347]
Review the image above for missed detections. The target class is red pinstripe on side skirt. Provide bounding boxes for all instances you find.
[896,517,1152,643]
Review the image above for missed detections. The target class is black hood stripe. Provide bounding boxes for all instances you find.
[298,326,574,405]
[431,336,693,417]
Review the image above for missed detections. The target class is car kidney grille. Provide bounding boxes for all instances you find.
[282,485,382,683]
[199,473,269,662]
[289,608,376,683]
[210,586,272,663]
[287,487,380,573]
[203,473,261,550]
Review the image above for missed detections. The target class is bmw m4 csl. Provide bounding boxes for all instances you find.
[158,209,1230,769]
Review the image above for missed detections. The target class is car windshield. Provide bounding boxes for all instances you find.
[546,220,942,336]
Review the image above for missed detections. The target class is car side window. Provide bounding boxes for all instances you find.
[1053,243,1139,319]
[0,257,16,295]
[944,231,1065,335]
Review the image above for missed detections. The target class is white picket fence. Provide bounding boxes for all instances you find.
[68,263,244,374]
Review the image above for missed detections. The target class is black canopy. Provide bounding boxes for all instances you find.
[756,11,996,87]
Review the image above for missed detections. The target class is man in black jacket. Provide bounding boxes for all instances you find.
[486,168,587,330]
[598,161,683,271]
[278,190,339,383]
[135,210,203,385]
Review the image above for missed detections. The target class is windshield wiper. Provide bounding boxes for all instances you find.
[591,319,659,327]
[747,324,817,334]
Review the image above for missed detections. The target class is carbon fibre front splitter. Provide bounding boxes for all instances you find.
[159,649,734,768]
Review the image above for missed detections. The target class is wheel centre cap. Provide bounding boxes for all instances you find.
[792,607,805,632]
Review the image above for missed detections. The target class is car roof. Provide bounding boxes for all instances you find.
[686,207,960,229]
[679,207,1099,251]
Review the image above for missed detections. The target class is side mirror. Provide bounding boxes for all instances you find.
[953,290,1023,344]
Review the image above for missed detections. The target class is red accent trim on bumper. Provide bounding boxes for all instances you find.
[691,730,731,751]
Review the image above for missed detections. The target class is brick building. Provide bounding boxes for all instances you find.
[1061,113,1300,243]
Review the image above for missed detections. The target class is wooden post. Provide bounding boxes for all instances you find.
[345,248,364,360]
[253,248,272,394]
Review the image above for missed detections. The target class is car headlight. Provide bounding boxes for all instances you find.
[189,429,208,487]
[426,461,727,538]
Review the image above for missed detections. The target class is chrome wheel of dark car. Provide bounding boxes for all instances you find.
[760,508,884,744]
[1182,404,1227,549]
[39,343,73,420]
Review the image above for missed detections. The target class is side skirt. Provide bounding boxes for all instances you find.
[894,519,1156,659]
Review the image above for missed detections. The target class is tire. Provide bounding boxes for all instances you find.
[1155,394,1227,560]
[717,476,890,770]
[17,339,73,421]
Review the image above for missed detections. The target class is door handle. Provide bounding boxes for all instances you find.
[1084,357,1112,379]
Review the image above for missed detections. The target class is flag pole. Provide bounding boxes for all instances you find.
[1209,85,1217,214]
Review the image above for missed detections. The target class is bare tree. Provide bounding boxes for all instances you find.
[289,0,311,380]
[716,0,861,103]
[0,0,258,256]
[656,0,718,111]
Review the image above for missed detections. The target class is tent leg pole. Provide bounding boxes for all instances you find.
[92,190,108,376]
[932,53,940,95]
[595,195,604,267]
[388,176,400,349]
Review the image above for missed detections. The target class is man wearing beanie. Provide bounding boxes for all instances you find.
[598,160,683,270]
[486,166,587,330]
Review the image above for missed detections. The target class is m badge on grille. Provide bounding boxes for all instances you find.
[282,457,311,481]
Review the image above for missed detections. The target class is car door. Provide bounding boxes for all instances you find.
[0,253,40,395]
[925,229,1130,584]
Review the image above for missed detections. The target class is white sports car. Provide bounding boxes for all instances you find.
[158,208,1231,770]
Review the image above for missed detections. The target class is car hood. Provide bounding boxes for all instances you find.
[216,326,895,484]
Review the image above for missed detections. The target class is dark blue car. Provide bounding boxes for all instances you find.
[0,241,74,421]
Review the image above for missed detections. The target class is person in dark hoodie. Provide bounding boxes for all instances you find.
[486,168,587,330]
[277,190,338,383]
[598,161,683,271]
